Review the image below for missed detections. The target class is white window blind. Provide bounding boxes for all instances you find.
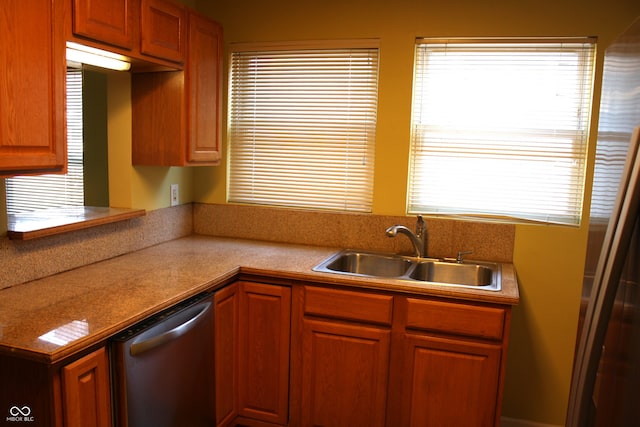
[408,38,596,225]
[6,68,84,214]
[228,44,379,212]
[589,49,640,221]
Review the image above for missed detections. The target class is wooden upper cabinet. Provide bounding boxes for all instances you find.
[186,12,223,164]
[132,71,185,165]
[0,0,66,177]
[72,0,135,50]
[69,0,185,69]
[132,10,223,166]
[140,0,186,63]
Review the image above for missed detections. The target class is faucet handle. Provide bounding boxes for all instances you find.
[456,250,473,263]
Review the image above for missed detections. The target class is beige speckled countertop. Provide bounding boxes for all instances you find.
[0,235,519,364]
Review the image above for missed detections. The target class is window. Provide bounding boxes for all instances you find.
[5,68,84,213]
[228,42,379,212]
[589,48,640,221]
[408,38,596,225]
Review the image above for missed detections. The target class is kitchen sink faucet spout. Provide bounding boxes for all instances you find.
[385,215,428,258]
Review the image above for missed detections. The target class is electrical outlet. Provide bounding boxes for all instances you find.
[170,184,179,206]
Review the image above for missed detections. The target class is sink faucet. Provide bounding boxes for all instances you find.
[385,215,428,258]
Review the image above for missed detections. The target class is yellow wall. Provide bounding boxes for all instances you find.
[106,72,194,210]
[193,0,640,424]
[82,70,110,207]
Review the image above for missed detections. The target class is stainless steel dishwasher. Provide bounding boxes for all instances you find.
[110,292,215,427]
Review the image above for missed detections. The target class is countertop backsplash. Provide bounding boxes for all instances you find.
[194,203,515,263]
[0,204,193,290]
[0,202,515,290]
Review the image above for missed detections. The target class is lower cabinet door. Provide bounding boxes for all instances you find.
[214,283,239,427]
[399,333,502,427]
[301,318,390,427]
[62,347,112,427]
[238,282,291,425]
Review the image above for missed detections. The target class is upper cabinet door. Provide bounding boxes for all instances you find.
[140,0,186,63]
[186,12,223,164]
[0,0,66,177]
[72,0,135,50]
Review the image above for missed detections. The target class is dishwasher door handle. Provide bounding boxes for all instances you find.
[129,301,212,356]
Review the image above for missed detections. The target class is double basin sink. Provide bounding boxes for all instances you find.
[313,250,501,291]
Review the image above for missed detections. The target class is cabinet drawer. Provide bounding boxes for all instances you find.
[304,286,393,326]
[405,298,505,340]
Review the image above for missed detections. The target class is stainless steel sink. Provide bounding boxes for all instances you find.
[313,250,501,291]
[321,251,413,277]
[408,260,494,287]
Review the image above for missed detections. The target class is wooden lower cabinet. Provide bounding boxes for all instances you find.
[0,280,509,427]
[214,283,240,427]
[0,346,112,427]
[295,286,510,427]
[215,281,292,427]
[396,334,502,427]
[300,318,390,427]
[386,296,510,427]
[237,282,291,425]
[295,285,394,427]
[61,347,112,427]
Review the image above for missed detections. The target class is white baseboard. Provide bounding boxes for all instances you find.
[501,416,563,427]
